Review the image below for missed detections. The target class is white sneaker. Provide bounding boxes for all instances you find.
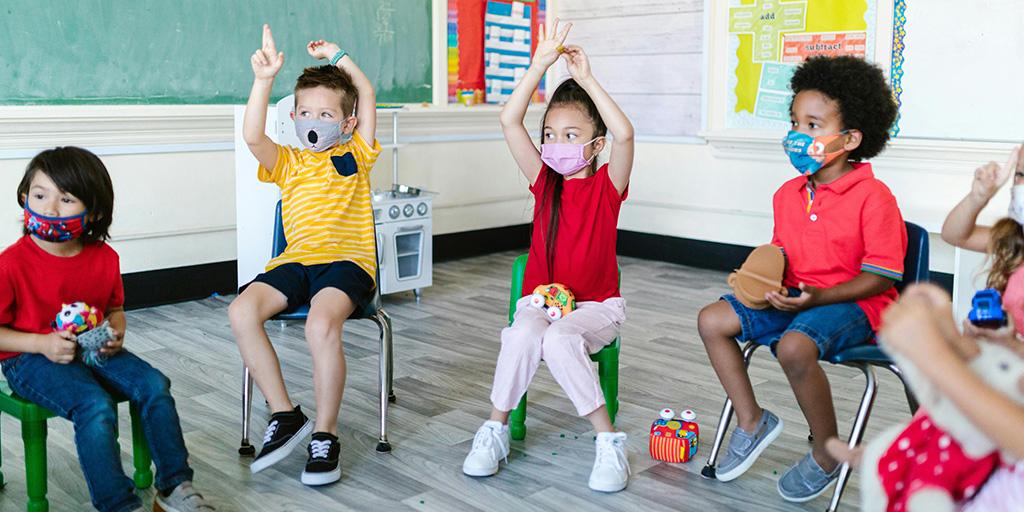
[462,420,510,477]
[589,432,630,492]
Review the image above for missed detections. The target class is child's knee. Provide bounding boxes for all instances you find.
[500,324,543,352]
[776,332,820,374]
[228,297,264,331]
[697,301,739,342]
[72,396,117,428]
[304,316,343,349]
[541,328,586,362]
[133,370,172,402]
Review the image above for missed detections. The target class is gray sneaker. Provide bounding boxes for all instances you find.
[777,451,840,502]
[154,481,215,512]
[716,409,783,482]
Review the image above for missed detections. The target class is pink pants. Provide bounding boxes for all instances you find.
[490,296,626,416]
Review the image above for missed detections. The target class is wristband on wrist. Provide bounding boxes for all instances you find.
[329,50,347,66]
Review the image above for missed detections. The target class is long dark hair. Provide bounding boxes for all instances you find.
[17,146,115,243]
[537,79,607,279]
[986,218,1024,293]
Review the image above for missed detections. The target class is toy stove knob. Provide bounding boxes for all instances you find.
[659,408,674,420]
[680,409,696,422]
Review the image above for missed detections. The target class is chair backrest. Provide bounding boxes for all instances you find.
[898,221,930,292]
[273,200,384,316]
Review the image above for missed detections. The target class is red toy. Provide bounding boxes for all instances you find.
[649,408,700,463]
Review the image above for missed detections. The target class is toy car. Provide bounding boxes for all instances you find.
[968,288,1008,328]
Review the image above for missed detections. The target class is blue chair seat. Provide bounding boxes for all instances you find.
[827,343,891,365]
[751,332,892,366]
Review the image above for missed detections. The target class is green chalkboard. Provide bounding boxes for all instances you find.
[0,1,432,104]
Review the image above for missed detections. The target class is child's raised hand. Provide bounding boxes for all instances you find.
[533,18,572,69]
[560,45,593,82]
[41,331,76,364]
[251,24,285,80]
[307,40,341,61]
[970,145,1020,201]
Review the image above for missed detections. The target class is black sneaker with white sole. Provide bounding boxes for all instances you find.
[301,432,341,486]
[250,405,313,474]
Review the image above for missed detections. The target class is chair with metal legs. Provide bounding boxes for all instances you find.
[238,201,395,455]
[700,221,929,511]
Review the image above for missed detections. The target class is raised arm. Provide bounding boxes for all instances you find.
[941,146,1020,252]
[244,24,285,170]
[561,45,634,194]
[308,40,377,143]
[499,19,572,185]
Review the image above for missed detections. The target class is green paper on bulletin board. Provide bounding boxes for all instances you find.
[0,0,431,105]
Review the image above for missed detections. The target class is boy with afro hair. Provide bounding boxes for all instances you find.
[697,55,905,502]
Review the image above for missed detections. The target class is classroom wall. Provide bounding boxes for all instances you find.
[0,106,537,274]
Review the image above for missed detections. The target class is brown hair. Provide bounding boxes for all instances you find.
[536,79,608,280]
[986,217,1024,292]
[17,146,115,244]
[294,65,358,115]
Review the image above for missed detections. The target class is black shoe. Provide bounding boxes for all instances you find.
[300,432,341,486]
[250,405,313,474]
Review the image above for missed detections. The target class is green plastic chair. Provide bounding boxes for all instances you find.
[0,381,152,512]
[506,254,620,441]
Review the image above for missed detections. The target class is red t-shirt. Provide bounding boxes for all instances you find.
[523,164,626,302]
[771,162,907,331]
[0,236,125,361]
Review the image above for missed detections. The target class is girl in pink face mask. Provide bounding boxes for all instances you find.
[462,19,636,493]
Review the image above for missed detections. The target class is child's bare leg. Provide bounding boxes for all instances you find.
[586,405,614,433]
[776,331,838,471]
[229,283,292,413]
[489,407,510,424]
[305,288,356,436]
[698,300,763,431]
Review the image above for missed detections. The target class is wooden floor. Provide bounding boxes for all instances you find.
[0,252,914,511]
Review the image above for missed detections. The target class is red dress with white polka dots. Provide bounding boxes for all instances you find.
[877,412,1000,511]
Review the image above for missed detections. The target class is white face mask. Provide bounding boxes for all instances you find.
[1009,185,1024,225]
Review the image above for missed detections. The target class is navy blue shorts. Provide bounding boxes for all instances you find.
[721,288,874,359]
[239,261,375,313]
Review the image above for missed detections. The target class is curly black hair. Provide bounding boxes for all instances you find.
[790,56,897,161]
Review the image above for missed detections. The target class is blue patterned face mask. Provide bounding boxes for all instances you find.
[294,118,352,152]
[782,130,849,175]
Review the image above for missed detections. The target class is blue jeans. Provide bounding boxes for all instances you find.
[2,351,193,512]
[721,290,874,359]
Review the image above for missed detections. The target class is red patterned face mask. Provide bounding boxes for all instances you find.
[24,206,88,242]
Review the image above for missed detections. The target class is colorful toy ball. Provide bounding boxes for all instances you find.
[649,408,700,463]
[53,302,102,334]
[529,283,576,321]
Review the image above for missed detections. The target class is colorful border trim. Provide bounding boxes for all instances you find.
[862,263,903,281]
[889,0,907,137]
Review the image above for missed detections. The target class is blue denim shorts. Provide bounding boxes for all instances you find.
[721,288,874,359]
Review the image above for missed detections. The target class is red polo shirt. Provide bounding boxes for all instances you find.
[771,162,906,331]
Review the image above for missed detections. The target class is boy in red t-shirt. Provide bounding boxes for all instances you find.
[0,147,212,512]
[697,56,905,502]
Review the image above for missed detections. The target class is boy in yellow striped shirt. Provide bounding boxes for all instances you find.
[230,24,381,486]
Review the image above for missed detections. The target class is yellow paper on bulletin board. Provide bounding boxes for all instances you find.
[726,0,877,131]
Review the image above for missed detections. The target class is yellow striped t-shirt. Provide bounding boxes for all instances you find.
[258,131,382,282]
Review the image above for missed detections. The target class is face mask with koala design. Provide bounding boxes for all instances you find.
[294,118,353,152]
